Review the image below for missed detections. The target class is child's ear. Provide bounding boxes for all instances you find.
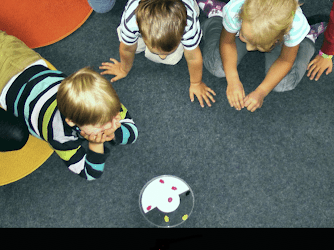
[65,118,76,127]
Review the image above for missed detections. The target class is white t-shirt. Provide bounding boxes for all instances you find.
[222,0,310,47]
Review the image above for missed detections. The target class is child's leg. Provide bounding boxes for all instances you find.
[0,31,42,92]
[202,16,248,77]
[265,38,316,92]
[197,0,226,18]
[0,108,29,152]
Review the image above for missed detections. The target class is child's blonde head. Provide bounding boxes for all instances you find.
[57,67,121,127]
[136,0,187,52]
[239,0,299,51]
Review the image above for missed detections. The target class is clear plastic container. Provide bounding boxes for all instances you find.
[139,175,194,228]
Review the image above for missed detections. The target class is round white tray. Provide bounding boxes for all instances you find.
[139,175,194,228]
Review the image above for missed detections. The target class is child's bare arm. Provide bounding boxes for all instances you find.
[244,44,299,112]
[220,27,245,111]
[184,46,216,107]
[100,42,137,82]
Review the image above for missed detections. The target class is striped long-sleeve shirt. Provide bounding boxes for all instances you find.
[1,64,138,180]
[119,0,202,50]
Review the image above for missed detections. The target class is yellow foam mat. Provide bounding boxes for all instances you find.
[0,136,54,186]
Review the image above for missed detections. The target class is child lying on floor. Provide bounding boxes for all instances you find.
[0,30,138,181]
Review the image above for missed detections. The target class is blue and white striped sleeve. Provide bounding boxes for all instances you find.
[181,0,202,50]
[118,0,140,46]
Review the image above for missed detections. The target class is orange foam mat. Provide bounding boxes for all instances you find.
[0,0,93,48]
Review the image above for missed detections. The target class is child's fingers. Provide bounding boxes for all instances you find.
[99,66,114,76]
[100,71,111,76]
[310,68,321,80]
[206,92,216,104]
[326,67,332,75]
[229,98,238,109]
[100,63,115,70]
[194,94,205,107]
[235,101,242,110]
[104,134,115,142]
[89,133,96,142]
[189,91,194,103]
[100,59,117,65]
[249,106,257,112]
[315,69,326,81]
[95,132,105,143]
[245,99,255,112]
[100,62,113,66]
[228,96,238,109]
[307,64,317,78]
[109,58,119,64]
[307,60,315,70]
[203,95,212,107]
[111,76,121,82]
[235,94,244,110]
[198,97,205,108]
[102,133,107,142]
[243,96,250,108]
[226,94,233,108]
[207,88,216,96]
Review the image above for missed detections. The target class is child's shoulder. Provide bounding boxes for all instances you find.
[222,0,245,33]
[293,6,308,22]
[284,6,310,47]
[124,0,140,12]
[223,0,246,22]
[290,6,309,32]
[224,0,245,12]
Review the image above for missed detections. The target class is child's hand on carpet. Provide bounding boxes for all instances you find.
[100,58,128,82]
[244,88,266,112]
[226,79,245,111]
[307,55,333,81]
[189,81,216,107]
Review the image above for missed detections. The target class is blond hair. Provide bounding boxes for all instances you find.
[57,67,121,126]
[239,0,299,52]
[136,0,187,52]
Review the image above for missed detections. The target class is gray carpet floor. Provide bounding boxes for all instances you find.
[1,0,334,231]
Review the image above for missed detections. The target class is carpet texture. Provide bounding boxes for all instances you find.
[0,0,93,48]
[1,0,334,229]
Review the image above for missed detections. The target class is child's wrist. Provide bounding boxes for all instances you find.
[255,85,270,98]
[190,80,202,85]
[89,141,104,154]
[319,50,333,59]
